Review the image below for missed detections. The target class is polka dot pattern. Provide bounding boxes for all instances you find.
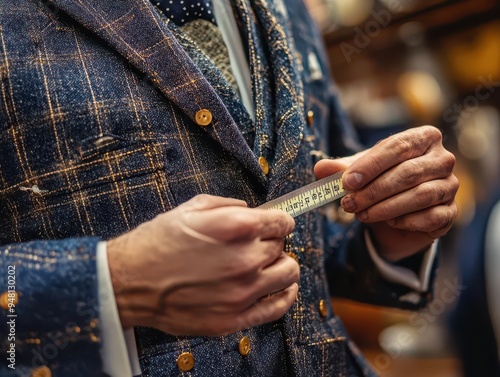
[152,0,217,26]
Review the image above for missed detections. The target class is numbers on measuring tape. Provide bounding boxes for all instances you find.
[258,171,347,218]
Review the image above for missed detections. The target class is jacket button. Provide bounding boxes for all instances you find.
[0,291,18,310]
[195,109,213,126]
[31,366,52,377]
[238,336,251,356]
[307,110,314,126]
[319,299,328,318]
[258,156,269,175]
[177,352,195,372]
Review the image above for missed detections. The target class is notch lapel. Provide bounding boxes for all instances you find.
[234,0,306,200]
[48,0,267,187]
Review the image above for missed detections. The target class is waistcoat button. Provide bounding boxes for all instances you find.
[258,156,269,175]
[177,352,195,371]
[307,110,314,126]
[238,336,251,356]
[319,299,328,318]
[287,251,299,263]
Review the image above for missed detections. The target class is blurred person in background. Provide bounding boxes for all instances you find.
[450,180,500,377]
[449,115,500,375]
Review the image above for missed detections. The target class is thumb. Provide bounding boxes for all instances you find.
[182,194,248,211]
[313,156,352,180]
[314,150,369,180]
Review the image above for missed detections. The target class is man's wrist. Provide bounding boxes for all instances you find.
[365,227,438,293]
[366,221,434,262]
[106,236,136,329]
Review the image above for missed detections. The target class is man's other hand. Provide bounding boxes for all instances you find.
[315,125,459,261]
[107,194,299,336]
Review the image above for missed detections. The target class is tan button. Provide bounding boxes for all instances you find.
[177,352,195,372]
[319,299,328,318]
[238,336,251,356]
[258,156,269,175]
[287,252,299,263]
[307,110,314,126]
[0,291,18,310]
[31,366,52,377]
[195,109,212,126]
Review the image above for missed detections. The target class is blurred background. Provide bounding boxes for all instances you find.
[303,0,500,376]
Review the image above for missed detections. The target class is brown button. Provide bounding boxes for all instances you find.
[307,110,314,126]
[0,291,18,310]
[287,252,299,263]
[31,366,52,377]
[258,156,269,175]
[238,336,251,356]
[319,299,328,318]
[195,109,212,126]
[177,352,195,372]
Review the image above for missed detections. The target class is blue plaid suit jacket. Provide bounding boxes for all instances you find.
[0,0,433,375]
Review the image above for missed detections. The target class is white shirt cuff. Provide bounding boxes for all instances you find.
[364,229,437,295]
[96,242,142,376]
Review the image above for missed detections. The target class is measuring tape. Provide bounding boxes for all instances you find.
[258,170,347,217]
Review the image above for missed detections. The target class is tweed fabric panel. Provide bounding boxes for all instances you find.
[230,0,277,168]
[180,19,239,92]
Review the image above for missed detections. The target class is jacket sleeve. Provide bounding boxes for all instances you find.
[0,238,107,377]
[324,219,439,310]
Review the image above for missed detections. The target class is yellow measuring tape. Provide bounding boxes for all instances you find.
[258,170,347,217]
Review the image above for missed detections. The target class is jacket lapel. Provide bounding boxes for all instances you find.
[234,0,306,199]
[49,0,267,187]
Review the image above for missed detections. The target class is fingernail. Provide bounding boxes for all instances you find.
[345,172,363,190]
[357,211,368,221]
[342,196,357,212]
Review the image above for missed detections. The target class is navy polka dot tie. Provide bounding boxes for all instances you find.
[152,0,217,26]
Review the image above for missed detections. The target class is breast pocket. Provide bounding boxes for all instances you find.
[0,133,177,242]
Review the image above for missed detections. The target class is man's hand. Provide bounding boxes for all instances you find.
[315,125,459,261]
[107,194,299,336]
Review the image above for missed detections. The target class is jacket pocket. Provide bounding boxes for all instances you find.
[0,134,177,241]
